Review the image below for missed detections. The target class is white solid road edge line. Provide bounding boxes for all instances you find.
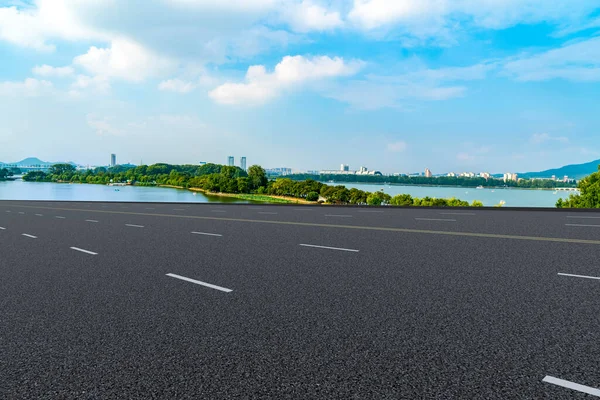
[125,224,144,228]
[22,234,37,239]
[543,376,600,397]
[558,272,600,281]
[191,231,223,237]
[566,215,600,219]
[415,218,457,222]
[299,244,360,252]
[166,273,232,293]
[565,223,600,228]
[439,212,477,216]
[70,247,98,255]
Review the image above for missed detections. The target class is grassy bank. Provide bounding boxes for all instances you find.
[159,184,311,204]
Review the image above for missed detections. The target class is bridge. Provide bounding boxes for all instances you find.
[0,164,52,172]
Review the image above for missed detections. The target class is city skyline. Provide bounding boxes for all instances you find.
[1,1,599,173]
[0,154,592,178]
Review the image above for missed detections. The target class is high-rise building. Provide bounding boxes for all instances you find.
[425,168,432,178]
[110,154,116,167]
[503,173,518,182]
[240,157,247,171]
[227,156,234,167]
[341,164,349,172]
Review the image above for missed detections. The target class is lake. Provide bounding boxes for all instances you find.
[0,180,576,207]
[0,180,251,204]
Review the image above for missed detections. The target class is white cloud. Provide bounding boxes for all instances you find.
[322,62,488,109]
[71,74,111,93]
[32,64,74,77]
[503,36,600,82]
[349,0,446,30]
[86,114,122,136]
[0,78,53,96]
[209,55,363,105]
[0,0,110,51]
[158,79,196,93]
[74,38,175,82]
[530,133,569,144]
[387,141,407,152]
[283,1,343,32]
[166,0,277,11]
[347,0,600,41]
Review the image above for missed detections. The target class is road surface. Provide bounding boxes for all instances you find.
[1,201,599,399]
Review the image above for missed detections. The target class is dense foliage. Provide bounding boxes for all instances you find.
[23,163,482,207]
[556,166,600,208]
[288,173,576,189]
[0,168,14,180]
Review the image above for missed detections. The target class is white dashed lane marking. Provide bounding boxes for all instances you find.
[299,244,359,253]
[558,273,600,281]
[542,376,600,397]
[191,232,223,237]
[166,273,232,293]
[70,247,98,255]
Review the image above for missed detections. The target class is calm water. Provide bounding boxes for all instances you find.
[327,182,576,208]
[0,180,577,207]
[0,180,251,204]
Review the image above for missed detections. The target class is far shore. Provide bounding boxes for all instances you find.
[321,181,579,191]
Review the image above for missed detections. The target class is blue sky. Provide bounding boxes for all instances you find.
[1,0,599,174]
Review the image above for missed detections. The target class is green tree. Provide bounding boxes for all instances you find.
[0,168,12,180]
[390,194,413,206]
[248,165,267,190]
[22,171,48,182]
[49,163,76,176]
[366,191,391,206]
[306,192,319,201]
[556,166,600,208]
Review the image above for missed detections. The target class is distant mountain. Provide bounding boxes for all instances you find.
[0,158,78,167]
[519,159,600,180]
[15,157,53,166]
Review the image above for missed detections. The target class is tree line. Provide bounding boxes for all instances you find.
[288,173,577,189]
[0,168,14,180]
[556,166,600,208]
[22,163,482,207]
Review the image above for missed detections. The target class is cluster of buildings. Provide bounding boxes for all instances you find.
[319,164,382,176]
[102,155,575,183]
[227,156,247,171]
[265,167,293,176]
[532,175,573,183]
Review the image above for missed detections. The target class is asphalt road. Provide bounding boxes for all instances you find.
[1,200,599,399]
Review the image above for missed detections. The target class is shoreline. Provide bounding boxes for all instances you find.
[158,185,317,204]
[322,181,579,192]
